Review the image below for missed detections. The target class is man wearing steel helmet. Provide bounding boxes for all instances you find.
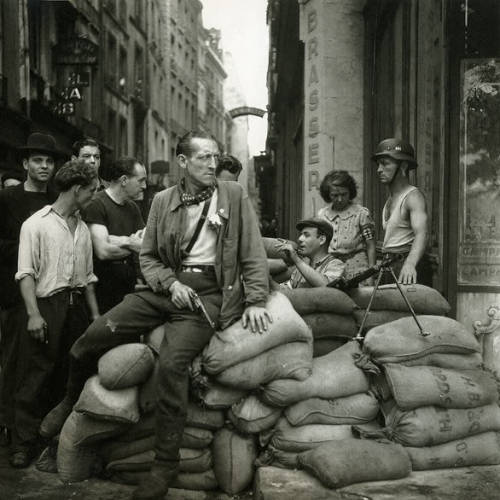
[373,138,428,285]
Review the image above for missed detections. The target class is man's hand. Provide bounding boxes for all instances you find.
[169,280,195,310]
[399,262,417,284]
[274,239,299,264]
[126,233,143,253]
[108,235,133,249]
[27,313,48,344]
[242,306,273,334]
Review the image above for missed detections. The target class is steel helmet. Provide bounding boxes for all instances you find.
[371,138,417,168]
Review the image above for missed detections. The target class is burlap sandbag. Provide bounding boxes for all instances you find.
[407,431,500,470]
[349,283,451,314]
[212,428,257,495]
[110,469,218,490]
[362,315,481,364]
[228,395,282,434]
[74,375,140,424]
[382,364,498,410]
[203,292,312,374]
[280,286,357,315]
[106,447,212,473]
[262,417,354,452]
[313,337,347,357]
[261,341,369,407]
[298,439,411,488]
[197,380,247,409]
[378,404,500,447]
[303,312,357,339]
[57,411,100,483]
[187,402,225,430]
[255,445,299,469]
[98,343,155,390]
[262,237,294,260]
[216,341,313,389]
[353,309,410,329]
[285,392,379,426]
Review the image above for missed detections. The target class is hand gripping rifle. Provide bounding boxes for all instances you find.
[327,254,430,341]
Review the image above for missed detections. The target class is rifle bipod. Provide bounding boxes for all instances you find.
[353,263,431,342]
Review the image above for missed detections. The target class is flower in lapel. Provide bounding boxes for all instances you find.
[207,212,223,231]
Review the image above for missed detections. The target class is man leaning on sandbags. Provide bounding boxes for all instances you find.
[40,130,272,500]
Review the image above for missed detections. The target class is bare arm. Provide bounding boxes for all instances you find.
[366,238,377,268]
[88,223,132,260]
[19,276,47,344]
[400,190,428,284]
[84,283,100,320]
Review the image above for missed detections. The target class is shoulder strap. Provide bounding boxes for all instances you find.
[184,200,211,255]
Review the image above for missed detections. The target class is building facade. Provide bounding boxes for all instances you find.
[266,0,500,325]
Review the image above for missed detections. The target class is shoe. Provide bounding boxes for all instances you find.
[132,466,175,500]
[39,398,73,439]
[9,449,34,468]
[35,443,58,473]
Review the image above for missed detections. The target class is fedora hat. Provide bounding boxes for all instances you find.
[19,133,62,158]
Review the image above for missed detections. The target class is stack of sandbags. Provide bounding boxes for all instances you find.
[356,314,500,470]
[262,237,294,283]
[350,284,451,332]
[256,341,380,469]
[279,286,359,357]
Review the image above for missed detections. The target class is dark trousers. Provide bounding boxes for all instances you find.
[69,270,222,473]
[11,290,89,449]
[95,260,136,314]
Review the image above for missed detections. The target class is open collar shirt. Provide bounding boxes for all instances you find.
[16,205,97,298]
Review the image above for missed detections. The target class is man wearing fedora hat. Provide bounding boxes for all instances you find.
[0,132,60,452]
[274,217,345,288]
[372,138,428,285]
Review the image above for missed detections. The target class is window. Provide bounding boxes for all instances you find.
[107,33,117,87]
[119,116,127,155]
[135,45,144,95]
[107,108,116,149]
[119,46,127,94]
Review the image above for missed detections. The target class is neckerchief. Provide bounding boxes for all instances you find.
[178,178,215,206]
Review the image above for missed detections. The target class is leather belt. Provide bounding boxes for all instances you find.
[180,265,214,273]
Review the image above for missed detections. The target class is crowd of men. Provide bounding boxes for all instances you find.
[0,130,427,500]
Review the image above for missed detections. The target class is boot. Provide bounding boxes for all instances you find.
[39,357,91,438]
[132,464,177,500]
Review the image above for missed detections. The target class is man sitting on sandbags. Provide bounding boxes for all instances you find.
[40,130,271,500]
[274,218,345,288]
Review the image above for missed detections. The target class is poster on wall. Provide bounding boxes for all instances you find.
[458,59,500,286]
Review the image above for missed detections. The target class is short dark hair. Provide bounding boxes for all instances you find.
[319,170,357,202]
[54,159,98,192]
[176,130,217,157]
[72,138,100,157]
[106,157,142,182]
[216,155,242,177]
[1,169,24,187]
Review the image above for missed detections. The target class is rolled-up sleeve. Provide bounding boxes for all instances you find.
[140,194,176,293]
[15,220,39,282]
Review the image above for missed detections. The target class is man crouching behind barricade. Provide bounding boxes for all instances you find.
[40,130,272,500]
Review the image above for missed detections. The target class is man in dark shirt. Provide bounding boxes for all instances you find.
[82,157,146,313]
[0,133,60,449]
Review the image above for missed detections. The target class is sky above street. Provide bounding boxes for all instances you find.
[201,0,269,156]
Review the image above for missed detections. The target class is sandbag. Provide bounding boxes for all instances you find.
[216,341,313,389]
[298,439,411,488]
[187,402,225,430]
[74,376,140,424]
[380,404,500,447]
[383,364,499,410]
[110,469,218,490]
[261,341,369,407]
[57,411,99,483]
[144,325,165,355]
[203,292,312,374]
[313,337,347,357]
[98,343,155,390]
[197,380,247,409]
[212,428,257,495]
[349,283,451,314]
[280,286,357,315]
[353,309,410,329]
[303,312,357,339]
[262,237,294,261]
[394,352,483,370]
[362,315,481,364]
[106,447,212,473]
[228,395,282,434]
[255,445,299,469]
[407,431,500,470]
[285,392,379,426]
[262,417,354,452]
